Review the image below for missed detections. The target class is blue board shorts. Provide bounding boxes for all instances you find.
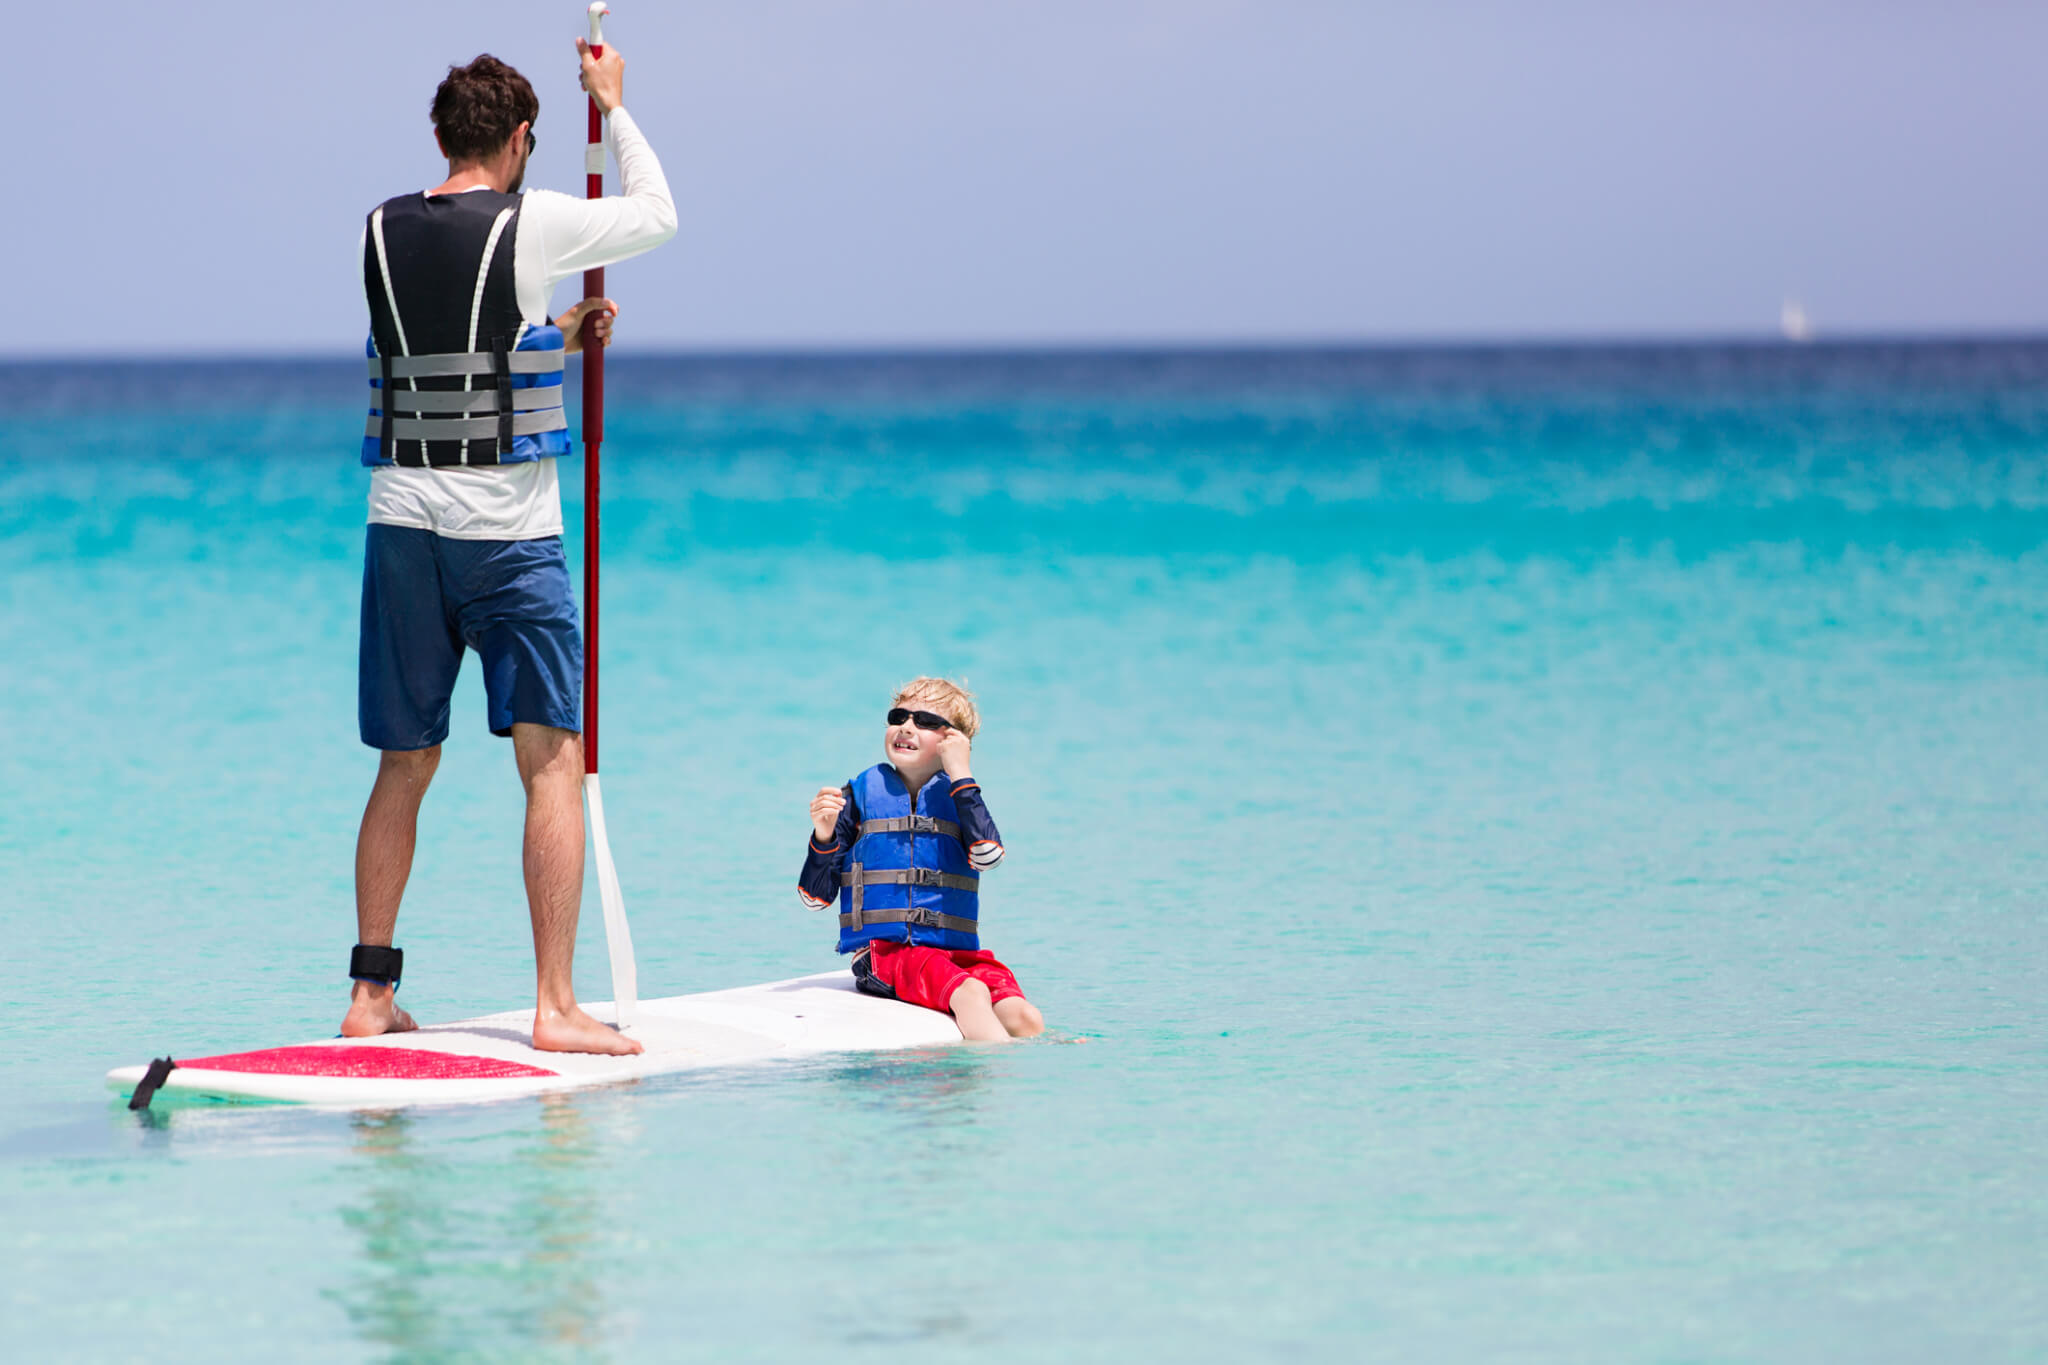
[359,525,582,750]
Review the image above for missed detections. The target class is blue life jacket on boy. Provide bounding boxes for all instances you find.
[837,764,981,954]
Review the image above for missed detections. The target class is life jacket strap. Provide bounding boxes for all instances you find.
[378,387,565,415]
[839,906,980,935]
[362,409,569,443]
[845,866,979,893]
[858,815,963,840]
[377,354,396,463]
[368,350,565,379]
[492,335,515,458]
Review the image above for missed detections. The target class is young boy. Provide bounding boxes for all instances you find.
[797,678,1044,1041]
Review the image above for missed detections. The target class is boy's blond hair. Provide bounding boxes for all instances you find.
[893,677,980,738]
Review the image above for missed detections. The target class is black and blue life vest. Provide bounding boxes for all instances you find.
[837,765,981,954]
[360,190,571,468]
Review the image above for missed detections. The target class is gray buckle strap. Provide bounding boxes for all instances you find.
[377,353,395,463]
[858,816,963,840]
[847,867,979,893]
[368,349,566,379]
[363,409,570,442]
[835,906,980,935]
[849,863,863,925]
[492,336,514,457]
[382,387,565,415]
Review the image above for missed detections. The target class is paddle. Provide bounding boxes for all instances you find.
[580,0,639,1030]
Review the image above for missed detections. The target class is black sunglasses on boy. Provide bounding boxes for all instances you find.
[887,707,956,732]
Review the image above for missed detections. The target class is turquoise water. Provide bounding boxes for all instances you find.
[4,343,2047,1360]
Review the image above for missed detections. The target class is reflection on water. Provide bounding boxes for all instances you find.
[818,1045,994,1187]
[129,1104,172,1141]
[820,1045,990,1123]
[327,1111,445,1357]
[809,1048,1012,1350]
[328,1096,610,1360]
[517,1096,606,1352]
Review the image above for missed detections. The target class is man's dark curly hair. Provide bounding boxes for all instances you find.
[431,55,539,163]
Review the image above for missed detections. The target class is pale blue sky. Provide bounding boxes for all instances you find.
[4,0,2043,354]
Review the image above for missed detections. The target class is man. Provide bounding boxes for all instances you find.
[343,39,675,1055]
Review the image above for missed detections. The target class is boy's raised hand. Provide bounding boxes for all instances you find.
[810,786,845,843]
[936,727,972,779]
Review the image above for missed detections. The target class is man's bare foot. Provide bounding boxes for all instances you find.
[340,982,417,1037]
[532,1004,644,1056]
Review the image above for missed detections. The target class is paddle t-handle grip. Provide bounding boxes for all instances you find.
[585,2,609,179]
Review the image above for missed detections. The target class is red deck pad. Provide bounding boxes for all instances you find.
[179,1046,558,1080]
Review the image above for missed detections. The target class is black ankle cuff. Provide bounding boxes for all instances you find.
[350,943,403,988]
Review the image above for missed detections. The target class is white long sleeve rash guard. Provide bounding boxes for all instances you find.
[360,105,677,541]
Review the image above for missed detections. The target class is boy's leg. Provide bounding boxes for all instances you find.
[964,955,1042,1037]
[993,996,1044,1038]
[947,978,1011,1041]
[874,944,1026,1041]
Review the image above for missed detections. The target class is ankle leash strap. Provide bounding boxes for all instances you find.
[349,943,404,988]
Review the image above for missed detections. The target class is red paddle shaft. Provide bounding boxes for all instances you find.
[580,5,609,775]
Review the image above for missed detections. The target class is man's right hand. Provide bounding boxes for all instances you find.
[810,786,845,844]
[576,38,626,116]
[556,297,617,353]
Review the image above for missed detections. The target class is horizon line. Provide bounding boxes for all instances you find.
[6,327,2048,365]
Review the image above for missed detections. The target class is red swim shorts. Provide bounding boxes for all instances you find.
[865,941,1025,1014]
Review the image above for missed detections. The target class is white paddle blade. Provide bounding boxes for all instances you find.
[584,772,639,1029]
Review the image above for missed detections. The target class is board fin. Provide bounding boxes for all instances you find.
[127,1056,177,1111]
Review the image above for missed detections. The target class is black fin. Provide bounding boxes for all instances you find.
[128,1056,177,1111]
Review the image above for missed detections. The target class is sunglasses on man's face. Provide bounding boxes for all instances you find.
[525,130,538,155]
[887,708,955,732]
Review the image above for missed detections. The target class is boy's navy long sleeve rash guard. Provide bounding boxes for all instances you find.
[798,773,1004,909]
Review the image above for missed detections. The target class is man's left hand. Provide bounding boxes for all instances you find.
[556,297,618,353]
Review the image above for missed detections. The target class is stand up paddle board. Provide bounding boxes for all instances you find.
[106,971,961,1109]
